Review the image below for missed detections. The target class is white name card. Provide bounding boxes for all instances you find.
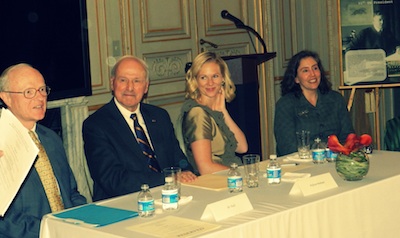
[200,193,253,222]
[289,172,338,196]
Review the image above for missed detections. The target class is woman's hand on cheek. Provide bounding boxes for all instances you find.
[212,88,226,112]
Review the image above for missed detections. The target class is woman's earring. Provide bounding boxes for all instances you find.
[222,81,225,87]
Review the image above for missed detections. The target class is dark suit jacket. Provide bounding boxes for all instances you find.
[0,124,86,238]
[347,27,400,55]
[83,99,192,201]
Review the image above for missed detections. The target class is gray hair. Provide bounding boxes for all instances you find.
[0,63,33,91]
[110,55,149,82]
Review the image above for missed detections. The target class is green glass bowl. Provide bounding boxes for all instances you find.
[336,151,369,181]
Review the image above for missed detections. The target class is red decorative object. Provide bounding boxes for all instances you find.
[328,133,373,155]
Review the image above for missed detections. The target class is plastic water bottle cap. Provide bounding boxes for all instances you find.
[141,184,149,190]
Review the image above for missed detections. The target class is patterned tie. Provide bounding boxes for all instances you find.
[131,113,161,172]
[28,131,64,212]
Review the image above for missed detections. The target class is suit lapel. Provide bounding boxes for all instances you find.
[141,105,160,152]
[35,126,67,203]
[107,101,146,160]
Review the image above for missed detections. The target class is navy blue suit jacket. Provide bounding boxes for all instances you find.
[83,100,192,201]
[0,124,86,238]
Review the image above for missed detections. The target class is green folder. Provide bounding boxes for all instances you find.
[53,204,138,227]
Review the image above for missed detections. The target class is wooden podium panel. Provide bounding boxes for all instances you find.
[223,53,276,156]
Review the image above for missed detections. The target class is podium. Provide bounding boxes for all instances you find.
[222,53,276,156]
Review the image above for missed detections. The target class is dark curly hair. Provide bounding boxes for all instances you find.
[281,50,332,97]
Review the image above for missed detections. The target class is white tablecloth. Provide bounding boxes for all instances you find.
[40,150,400,238]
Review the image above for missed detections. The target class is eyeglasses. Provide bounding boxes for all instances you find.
[2,86,51,99]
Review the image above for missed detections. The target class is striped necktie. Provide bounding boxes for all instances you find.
[28,131,64,212]
[131,113,161,172]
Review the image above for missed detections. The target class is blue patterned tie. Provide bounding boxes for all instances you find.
[131,113,161,172]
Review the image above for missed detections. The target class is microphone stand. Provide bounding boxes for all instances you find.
[221,10,271,55]
[235,24,268,54]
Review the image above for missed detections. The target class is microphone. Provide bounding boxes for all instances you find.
[200,39,218,48]
[220,9,268,53]
[221,10,244,27]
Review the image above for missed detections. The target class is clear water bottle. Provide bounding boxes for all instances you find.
[267,154,281,184]
[162,177,179,210]
[312,138,326,164]
[325,148,338,162]
[137,184,155,217]
[227,163,243,193]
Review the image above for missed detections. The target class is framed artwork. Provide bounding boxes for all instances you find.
[340,0,373,27]
[339,0,400,87]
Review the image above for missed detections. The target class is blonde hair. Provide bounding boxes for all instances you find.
[185,52,236,102]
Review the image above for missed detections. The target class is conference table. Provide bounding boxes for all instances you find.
[40,150,400,238]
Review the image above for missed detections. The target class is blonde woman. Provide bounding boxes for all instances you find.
[181,52,248,175]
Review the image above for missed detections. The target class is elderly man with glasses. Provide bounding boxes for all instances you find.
[0,63,86,238]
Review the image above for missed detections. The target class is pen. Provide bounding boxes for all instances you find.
[281,163,299,167]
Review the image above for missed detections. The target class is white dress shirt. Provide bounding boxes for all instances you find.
[113,98,155,150]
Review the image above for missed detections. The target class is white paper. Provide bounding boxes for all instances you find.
[201,193,253,222]
[182,174,228,191]
[289,173,338,196]
[284,153,313,163]
[281,172,311,183]
[0,108,39,216]
[127,216,221,238]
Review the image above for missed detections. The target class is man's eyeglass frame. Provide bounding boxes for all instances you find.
[2,86,51,99]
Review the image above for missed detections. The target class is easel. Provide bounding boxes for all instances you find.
[339,83,400,150]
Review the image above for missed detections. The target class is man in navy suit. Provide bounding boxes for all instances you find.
[0,64,86,238]
[83,56,197,201]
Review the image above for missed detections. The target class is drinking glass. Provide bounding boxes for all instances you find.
[296,130,311,159]
[242,154,260,188]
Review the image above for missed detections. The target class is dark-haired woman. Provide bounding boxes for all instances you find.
[274,50,354,156]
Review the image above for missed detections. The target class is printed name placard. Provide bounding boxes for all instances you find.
[289,173,338,196]
[200,193,253,222]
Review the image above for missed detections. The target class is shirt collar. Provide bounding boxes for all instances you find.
[113,98,144,125]
[30,123,38,132]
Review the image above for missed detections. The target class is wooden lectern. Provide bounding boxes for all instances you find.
[223,53,276,156]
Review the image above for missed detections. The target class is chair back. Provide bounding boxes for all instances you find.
[384,116,400,151]
[174,113,187,156]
